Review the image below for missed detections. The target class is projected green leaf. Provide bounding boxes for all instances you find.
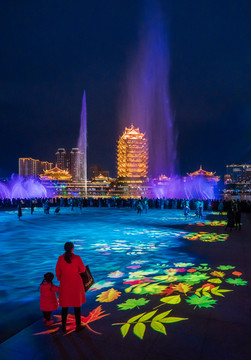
[117,298,150,310]
[217,265,235,270]
[225,278,248,286]
[130,283,167,295]
[195,266,211,271]
[176,272,210,284]
[186,295,217,309]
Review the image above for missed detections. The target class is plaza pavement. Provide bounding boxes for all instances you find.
[0,211,250,360]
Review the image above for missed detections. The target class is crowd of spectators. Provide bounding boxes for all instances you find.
[0,197,251,213]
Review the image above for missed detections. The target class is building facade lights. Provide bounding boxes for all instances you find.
[117,125,148,182]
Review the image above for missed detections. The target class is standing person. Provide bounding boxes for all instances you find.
[17,203,22,220]
[225,207,235,231]
[137,201,143,215]
[40,272,59,325]
[56,242,86,332]
[198,202,203,219]
[31,200,35,215]
[218,200,224,215]
[235,206,241,231]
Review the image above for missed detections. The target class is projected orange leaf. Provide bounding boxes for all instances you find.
[160,284,174,296]
[34,306,110,336]
[96,288,121,303]
[187,268,197,273]
[83,305,110,324]
[232,271,242,276]
[202,283,215,289]
[172,283,192,295]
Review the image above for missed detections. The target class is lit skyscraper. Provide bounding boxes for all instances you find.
[19,158,53,177]
[55,148,67,170]
[70,148,80,181]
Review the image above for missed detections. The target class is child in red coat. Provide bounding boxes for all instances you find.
[40,272,59,325]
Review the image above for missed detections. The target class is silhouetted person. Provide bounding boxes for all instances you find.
[198,203,203,219]
[218,200,224,215]
[31,201,35,214]
[17,203,22,220]
[54,206,60,215]
[235,207,241,230]
[225,208,235,231]
[137,201,143,215]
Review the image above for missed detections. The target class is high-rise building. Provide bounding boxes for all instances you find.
[117,125,148,182]
[19,158,43,177]
[70,148,80,181]
[55,148,67,170]
[41,161,54,172]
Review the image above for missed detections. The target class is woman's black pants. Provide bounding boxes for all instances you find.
[62,307,81,327]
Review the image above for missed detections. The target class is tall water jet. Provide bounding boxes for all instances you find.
[77,91,87,195]
[119,1,177,177]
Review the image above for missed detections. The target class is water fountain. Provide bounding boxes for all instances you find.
[119,2,218,199]
[77,91,87,195]
[0,175,48,200]
[119,2,176,177]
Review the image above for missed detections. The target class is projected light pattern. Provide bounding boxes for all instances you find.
[34,261,247,339]
[183,232,229,242]
[0,207,247,342]
[0,208,195,307]
[189,221,227,227]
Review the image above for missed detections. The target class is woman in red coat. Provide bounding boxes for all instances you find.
[56,242,86,332]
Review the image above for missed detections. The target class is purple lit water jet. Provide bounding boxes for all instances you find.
[119,2,177,177]
[152,176,218,200]
[0,175,48,200]
[77,91,87,194]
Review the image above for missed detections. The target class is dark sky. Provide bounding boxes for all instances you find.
[1,0,250,178]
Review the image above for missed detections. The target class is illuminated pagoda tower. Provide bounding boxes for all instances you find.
[117,125,148,184]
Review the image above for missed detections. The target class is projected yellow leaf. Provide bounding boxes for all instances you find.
[138,310,157,322]
[211,286,233,297]
[121,323,130,337]
[160,295,181,304]
[172,283,192,295]
[96,288,121,303]
[210,271,225,278]
[208,278,222,284]
[151,320,166,335]
[153,275,178,282]
[133,323,146,339]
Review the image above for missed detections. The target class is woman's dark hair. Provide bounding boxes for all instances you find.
[64,242,74,263]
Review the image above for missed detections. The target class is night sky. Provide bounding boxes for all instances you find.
[1,0,250,178]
